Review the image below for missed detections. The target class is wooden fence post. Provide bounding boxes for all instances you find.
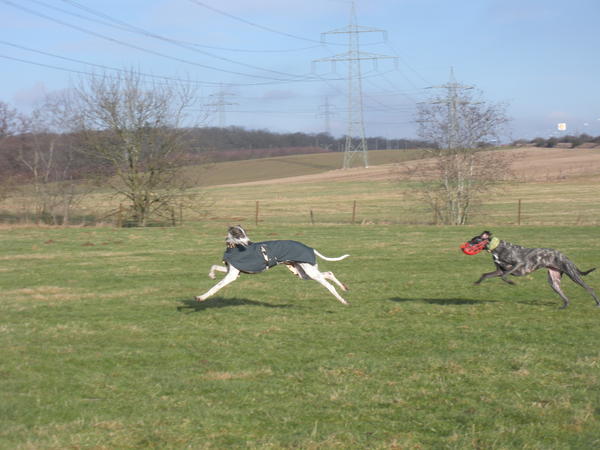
[116,203,123,228]
[517,199,522,225]
[351,200,357,224]
[310,209,315,225]
[255,200,260,226]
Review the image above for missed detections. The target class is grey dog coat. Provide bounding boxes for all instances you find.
[223,240,316,273]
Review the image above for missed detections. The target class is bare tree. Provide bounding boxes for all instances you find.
[0,101,22,204]
[68,70,201,226]
[413,77,511,225]
[14,95,90,225]
[0,101,19,141]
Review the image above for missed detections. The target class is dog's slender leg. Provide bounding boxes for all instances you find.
[500,276,516,285]
[196,266,240,302]
[322,271,349,291]
[474,269,504,285]
[208,265,228,280]
[285,263,303,278]
[500,264,524,284]
[298,263,349,305]
[563,266,600,307]
[548,269,570,309]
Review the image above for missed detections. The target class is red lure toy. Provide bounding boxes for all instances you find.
[460,239,489,255]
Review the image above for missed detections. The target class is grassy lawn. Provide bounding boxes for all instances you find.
[2,224,600,448]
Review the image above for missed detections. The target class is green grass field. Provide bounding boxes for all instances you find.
[2,224,600,448]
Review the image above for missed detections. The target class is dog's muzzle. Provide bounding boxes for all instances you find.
[460,237,489,255]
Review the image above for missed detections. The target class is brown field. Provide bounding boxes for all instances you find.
[211,146,600,187]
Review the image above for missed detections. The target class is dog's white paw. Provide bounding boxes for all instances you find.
[208,273,216,280]
[195,296,206,302]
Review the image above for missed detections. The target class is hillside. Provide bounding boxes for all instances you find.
[194,146,600,187]
[176,146,600,227]
[191,149,427,186]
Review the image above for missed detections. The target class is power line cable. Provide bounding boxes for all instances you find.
[186,0,333,45]
[384,40,433,87]
[1,0,312,83]
[0,39,220,87]
[186,1,386,50]
[0,38,389,90]
[59,0,323,54]
[363,75,422,110]
[19,0,317,81]
[0,52,127,81]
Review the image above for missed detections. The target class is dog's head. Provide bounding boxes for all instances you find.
[226,225,252,248]
[460,230,493,255]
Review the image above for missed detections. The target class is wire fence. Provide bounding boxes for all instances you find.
[4,196,597,228]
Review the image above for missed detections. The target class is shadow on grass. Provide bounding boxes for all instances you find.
[391,296,565,308]
[389,297,495,305]
[177,297,293,312]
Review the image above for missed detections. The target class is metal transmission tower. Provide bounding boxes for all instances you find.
[317,96,336,135]
[314,2,395,168]
[207,84,237,128]
[428,67,474,149]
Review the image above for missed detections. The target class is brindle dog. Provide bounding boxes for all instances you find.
[467,231,599,309]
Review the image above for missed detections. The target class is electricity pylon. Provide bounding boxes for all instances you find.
[207,84,237,128]
[314,1,395,168]
[427,67,474,149]
[317,96,336,135]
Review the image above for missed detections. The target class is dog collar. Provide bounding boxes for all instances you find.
[487,237,500,251]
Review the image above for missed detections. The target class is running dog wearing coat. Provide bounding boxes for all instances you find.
[196,226,351,305]
[464,230,600,309]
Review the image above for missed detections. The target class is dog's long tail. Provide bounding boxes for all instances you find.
[579,267,596,276]
[314,250,350,262]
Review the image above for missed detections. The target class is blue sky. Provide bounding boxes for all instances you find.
[1,0,599,140]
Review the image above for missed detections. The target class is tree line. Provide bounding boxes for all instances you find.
[1,104,428,183]
[513,134,600,149]
[181,127,426,163]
